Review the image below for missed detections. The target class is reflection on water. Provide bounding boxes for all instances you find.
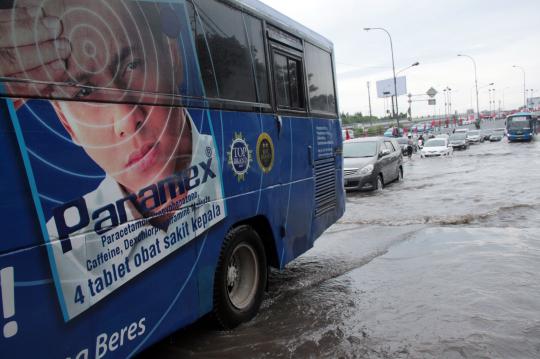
[142,126,540,358]
[346,227,540,358]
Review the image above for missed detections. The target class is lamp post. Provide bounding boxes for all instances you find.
[397,62,420,122]
[448,88,452,116]
[488,88,493,115]
[365,27,400,127]
[396,62,420,75]
[458,54,480,124]
[512,65,526,109]
[443,88,448,118]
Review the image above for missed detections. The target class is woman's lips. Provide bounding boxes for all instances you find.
[126,142,159,171]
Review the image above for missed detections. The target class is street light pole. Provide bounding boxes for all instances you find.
[443,88,448,118]
[364,27,400,128]
[448,88,452,116]
[367,81,373,125]
[513,65,526,109]
[458,54,480,124]
[488,88,492,114]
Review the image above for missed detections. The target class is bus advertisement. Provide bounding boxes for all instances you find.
[0,0,344,357]
[506,113,537,142]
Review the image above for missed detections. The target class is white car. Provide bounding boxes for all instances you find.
[466,130,483,143]
[436,133,449,141]
[421,138,453,157]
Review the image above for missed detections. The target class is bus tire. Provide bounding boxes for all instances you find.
[213,225,267,329]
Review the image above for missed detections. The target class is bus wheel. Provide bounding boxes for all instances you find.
[213,225,267,329]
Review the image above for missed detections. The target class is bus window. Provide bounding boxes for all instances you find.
[244,14,270,104]
[305,42,337,115]
[272,51,305,110]
[189,0,267,104]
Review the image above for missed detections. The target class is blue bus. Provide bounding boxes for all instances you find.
[506,112,537,142]
[0,0,344,357]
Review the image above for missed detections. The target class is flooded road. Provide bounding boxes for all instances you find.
[142,121,540,358]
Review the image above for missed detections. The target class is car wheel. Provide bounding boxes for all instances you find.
[213,225,267,329]
[376,175,384,192]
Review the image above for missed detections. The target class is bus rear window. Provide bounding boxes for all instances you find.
[305,42,337,115]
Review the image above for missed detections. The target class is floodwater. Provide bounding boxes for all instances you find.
[142,121,540,358]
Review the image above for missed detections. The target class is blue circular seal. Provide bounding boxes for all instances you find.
[228,134,252,181]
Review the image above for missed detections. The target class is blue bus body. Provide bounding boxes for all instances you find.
[0,0,344,357]
[506,113,536,142]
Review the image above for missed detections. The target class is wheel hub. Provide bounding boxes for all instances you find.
[227,259,239,289]
[225,244,259,310]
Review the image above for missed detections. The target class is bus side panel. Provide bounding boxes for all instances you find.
[274,115,316,265]
[310,118,345,243]
[0,104,343,356]
[193,109,286,313]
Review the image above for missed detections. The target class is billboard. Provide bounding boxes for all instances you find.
[376,76,407,98]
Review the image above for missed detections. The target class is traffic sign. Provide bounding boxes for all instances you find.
[428,99,436,105]
[426,87,438,98]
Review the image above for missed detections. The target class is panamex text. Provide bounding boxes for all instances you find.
[53,158,216,248]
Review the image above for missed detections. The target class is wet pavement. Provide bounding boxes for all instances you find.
[142,120,540,358]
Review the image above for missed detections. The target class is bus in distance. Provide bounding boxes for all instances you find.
[0,0,344,357]
[506,112,537,142]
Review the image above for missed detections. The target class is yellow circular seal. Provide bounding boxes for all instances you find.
[256,133,274,173]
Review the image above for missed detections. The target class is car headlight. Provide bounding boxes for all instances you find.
[358,164,374,175]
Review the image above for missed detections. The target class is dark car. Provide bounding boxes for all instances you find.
[449,133,469,150]
[343,137,403,191]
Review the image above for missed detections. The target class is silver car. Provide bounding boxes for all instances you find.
[467,130,483,143]
[343,137,403,192]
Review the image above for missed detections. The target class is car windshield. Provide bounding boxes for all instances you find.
[508,117,530,130]
[397,138,408,144]
[343,141,378,158]
[425,139,446,147]
[493,129,505,134]
[468,130,480,136]
[450,134,467,140]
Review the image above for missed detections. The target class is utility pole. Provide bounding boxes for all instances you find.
[367,81,373,125]
[458,54,480,125]
[408,93,412,122]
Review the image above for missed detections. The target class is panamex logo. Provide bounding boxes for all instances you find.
[53,159,216,250]
[227,133,252,181]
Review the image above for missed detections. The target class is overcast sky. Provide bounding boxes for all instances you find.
[261,0,540,118]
